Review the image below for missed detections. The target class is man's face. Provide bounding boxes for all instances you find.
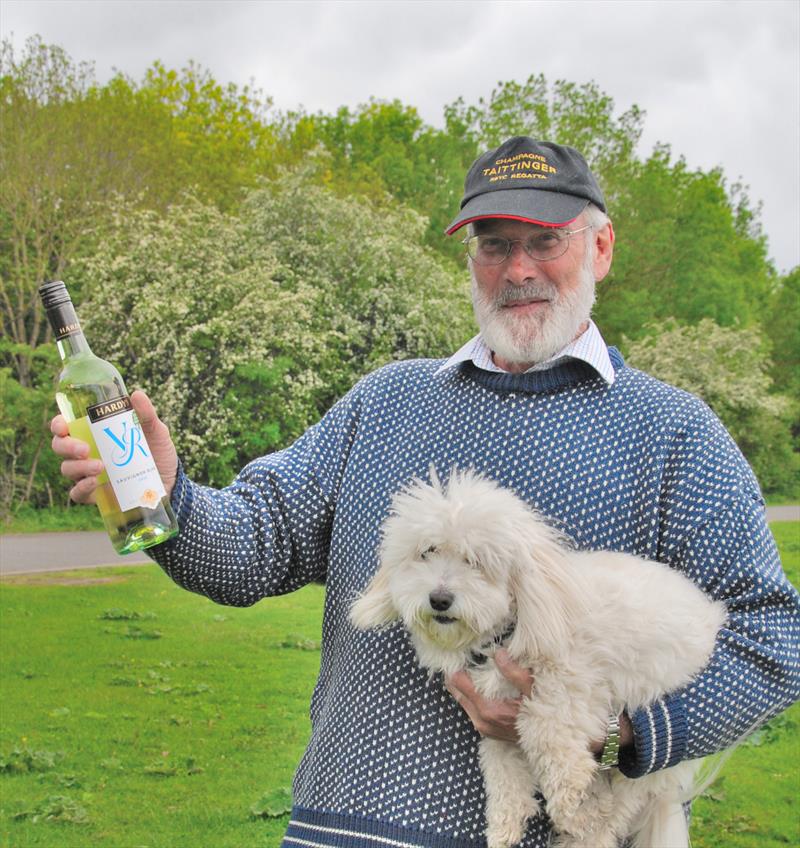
[469,216,612,371]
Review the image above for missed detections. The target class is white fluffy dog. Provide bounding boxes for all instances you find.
[350,469,728,848]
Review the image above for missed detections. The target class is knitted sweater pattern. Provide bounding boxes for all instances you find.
[150,352,800,848]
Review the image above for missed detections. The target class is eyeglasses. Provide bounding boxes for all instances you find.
[462,225,592,265]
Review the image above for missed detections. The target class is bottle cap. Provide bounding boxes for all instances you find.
[39,280,72,310]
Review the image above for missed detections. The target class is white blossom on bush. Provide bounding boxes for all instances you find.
[74,173,473,485]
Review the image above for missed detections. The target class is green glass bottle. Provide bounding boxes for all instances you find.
[40,280,178,554]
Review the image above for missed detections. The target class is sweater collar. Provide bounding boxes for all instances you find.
[437,320,616,386]
[456,346,625,394]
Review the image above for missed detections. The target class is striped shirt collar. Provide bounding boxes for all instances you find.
[436,319,616,385]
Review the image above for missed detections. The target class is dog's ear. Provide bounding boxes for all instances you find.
[507,527,590,662]
[349,564,398,630]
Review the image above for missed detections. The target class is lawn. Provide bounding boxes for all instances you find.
[0,523,798,848]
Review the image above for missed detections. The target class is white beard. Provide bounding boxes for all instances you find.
[471,243,597,367]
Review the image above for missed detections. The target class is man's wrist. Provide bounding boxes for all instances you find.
[597,713,621,770]
[596,712,634,770]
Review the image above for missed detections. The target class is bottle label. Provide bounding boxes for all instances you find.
[48,302,83,340]
[87,396,167,512]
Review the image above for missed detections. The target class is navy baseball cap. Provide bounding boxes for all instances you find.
[446,137,606,235]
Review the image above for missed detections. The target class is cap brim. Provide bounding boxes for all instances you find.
[445,190,589,235]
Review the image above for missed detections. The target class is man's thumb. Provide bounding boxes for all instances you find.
[130,389,161,436]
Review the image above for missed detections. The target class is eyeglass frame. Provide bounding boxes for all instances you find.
[462,224,593,265]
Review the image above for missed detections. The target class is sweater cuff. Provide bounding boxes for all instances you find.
[169,460,194,529]
[619,694,688,778]
[145,461,194,560]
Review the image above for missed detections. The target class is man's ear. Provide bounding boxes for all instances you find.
[592,221,614,282]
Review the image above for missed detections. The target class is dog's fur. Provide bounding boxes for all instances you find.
[350,469,728,848]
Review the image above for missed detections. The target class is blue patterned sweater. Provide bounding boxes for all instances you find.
[150,350,800,848]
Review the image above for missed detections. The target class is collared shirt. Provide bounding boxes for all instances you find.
[435,319,616,385]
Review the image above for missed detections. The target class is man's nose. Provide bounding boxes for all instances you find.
[505,241,539,283]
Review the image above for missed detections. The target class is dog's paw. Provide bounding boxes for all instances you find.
[550,826,617,848]
[485,796,540,848]
[541,756,597,830]
[485,822,524,848]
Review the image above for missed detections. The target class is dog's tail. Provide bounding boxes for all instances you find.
[629,797,690,848]
[627,758,700,848]
[629,708,774,848]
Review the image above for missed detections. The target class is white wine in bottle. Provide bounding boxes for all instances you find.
[40,280,178,554]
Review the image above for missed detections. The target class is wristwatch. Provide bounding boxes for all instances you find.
[597,713,621,771]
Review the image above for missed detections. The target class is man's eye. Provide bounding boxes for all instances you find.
[479,237,508,253]
[531,232,560,248]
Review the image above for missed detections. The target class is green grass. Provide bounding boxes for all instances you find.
[688,521,800,848]
[1,506,104,535]
[0,569,322,847]
[0,524,797,847]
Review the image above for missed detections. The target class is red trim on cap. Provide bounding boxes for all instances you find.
[446,213,578,236]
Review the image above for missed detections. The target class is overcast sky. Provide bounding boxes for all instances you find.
[3,0,798,272]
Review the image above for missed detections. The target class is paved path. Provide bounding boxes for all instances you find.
[0,531,150,575]
[765,505,800,523]
[2,507,798,576]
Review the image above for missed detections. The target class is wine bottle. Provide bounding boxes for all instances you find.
[40,280,178,554]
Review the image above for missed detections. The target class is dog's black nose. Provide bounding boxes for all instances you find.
[429,589,454,612]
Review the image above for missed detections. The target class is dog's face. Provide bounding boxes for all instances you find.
[378,537,515,653]
[350,471,532,655]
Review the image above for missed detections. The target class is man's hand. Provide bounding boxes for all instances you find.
[50,389,179,503]
[446,648,634,755]
[445,648,533,742]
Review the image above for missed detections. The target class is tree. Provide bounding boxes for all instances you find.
[71,170,472,486]
[0,37,278,389]
[0,38,279,513]
[597,147,775,344]
[764,267,800,401]
[278,99,477,260]
[624,319,797,497]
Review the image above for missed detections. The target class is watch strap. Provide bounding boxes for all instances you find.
[597,712,621,771]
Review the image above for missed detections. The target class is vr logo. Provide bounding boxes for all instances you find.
[103,420,149,467]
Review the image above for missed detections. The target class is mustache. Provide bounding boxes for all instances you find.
[491,283,558,308]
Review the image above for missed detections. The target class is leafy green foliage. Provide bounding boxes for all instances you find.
[1,36,795,508]
[0,343,64,516]
[74,171,472,485]
[625,320,798,497]
[10,794,90,825]
[598,148,775,344]
[0,747,59,774]
[250,787,293,819]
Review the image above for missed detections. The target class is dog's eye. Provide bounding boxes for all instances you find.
[420,545,438,560]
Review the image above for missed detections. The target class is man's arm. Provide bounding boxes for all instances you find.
[51,383,364,606]
[619,494,800,777]
[445,500,799,772]
[446,650,635,755]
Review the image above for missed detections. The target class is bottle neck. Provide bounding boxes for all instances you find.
[56,332,92,360]
[46,301,93,360]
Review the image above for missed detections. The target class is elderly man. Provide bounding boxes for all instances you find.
[51,137,799,848]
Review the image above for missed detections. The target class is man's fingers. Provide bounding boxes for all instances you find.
[69,475,99,505]
[131,390,160,434]
[130,389,178,496]
[51,432,90,460]
[447,670,479,701]
[60,459,104,482]
[50,414,70,438]
[495,648,534,697]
